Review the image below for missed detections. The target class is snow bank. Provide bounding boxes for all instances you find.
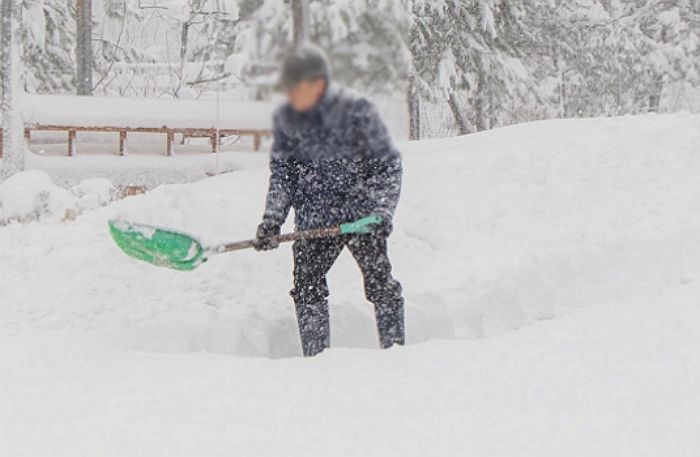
[1,112,700,456]
[1,112,698,349]
[0,170,117,224]
[71,178,117,211]
[20,93,274,130]
[0,170,76,223]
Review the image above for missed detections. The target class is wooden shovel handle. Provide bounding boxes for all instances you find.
[214,226,342,254]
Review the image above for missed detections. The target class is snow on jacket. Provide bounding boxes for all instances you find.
[262,84,403,230]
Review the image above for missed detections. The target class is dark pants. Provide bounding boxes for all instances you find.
[291,234,405,357]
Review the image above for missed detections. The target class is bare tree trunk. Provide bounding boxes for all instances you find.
[447,91,473,135]
[553,49,566,118]
[648,18,673,113]
[1,0,24,179]
[474,70,490,132]
[648,76,663,113]
[408,72,421,141]
[175,21,191,98]
[292,0,309,47]
[76,0,93,95]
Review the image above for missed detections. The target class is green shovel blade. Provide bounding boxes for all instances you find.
[108,220,207,271]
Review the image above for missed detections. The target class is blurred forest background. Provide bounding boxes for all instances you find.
[6,0,700,139]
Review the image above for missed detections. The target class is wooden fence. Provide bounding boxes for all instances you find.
[0,125,271,157]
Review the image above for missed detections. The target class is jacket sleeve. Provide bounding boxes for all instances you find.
[262,115,297,226]
[356,99,403,219]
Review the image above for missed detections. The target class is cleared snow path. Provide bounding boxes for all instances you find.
[1,113,699,456]
[2,284,699,456]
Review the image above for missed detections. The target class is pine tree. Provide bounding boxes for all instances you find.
[5,0,698,136]
[409,0,540,133]
[236,0,410,95]
[635,0,700,111]
[23,0,77,94]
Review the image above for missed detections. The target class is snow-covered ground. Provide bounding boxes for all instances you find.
[27,148,271,189]
[18,94,275,131]
[1,112,699,456]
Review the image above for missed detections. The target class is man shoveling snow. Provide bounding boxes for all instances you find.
[253,45,405,357]
[107,45,405,357]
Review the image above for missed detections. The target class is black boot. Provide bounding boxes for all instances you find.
[295,302,330,357]
[375,299,405,349]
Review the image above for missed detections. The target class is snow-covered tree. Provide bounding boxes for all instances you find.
[409,0,540,134]
[235,0,410,96]
[90,0,242,98]
[524,0,699,118]
[309,0,410,92]
[5,0,698,138]
[409,0,699,136]
[633,0,700,111]
[1,0,25,180]
[23,0,76,94]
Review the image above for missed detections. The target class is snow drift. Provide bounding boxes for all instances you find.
[1,113,700,456]
[0,170,115,224]
[1,113,699,354]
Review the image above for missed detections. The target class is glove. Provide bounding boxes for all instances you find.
[254,220,281,251]
[369,214,393,238]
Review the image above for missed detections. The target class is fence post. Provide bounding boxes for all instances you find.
[253,133,261,152]
[68,130,77,156]
[211,129,219,154]
[166,130,174,156]
[119,130,127,156]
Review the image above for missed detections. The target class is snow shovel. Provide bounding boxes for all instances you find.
[108,215,383,272]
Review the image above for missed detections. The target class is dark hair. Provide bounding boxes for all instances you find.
[278,44,330,90]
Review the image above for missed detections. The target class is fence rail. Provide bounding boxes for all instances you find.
[0,125,271,157]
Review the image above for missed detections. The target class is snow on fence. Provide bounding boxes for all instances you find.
[0,94,274,157]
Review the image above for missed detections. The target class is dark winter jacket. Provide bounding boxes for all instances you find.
[262,85,403,230]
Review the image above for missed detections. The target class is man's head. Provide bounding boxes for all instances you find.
[279,44,330,113]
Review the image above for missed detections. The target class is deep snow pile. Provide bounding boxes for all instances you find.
[0,170,115,224]
[1,113,699,456]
